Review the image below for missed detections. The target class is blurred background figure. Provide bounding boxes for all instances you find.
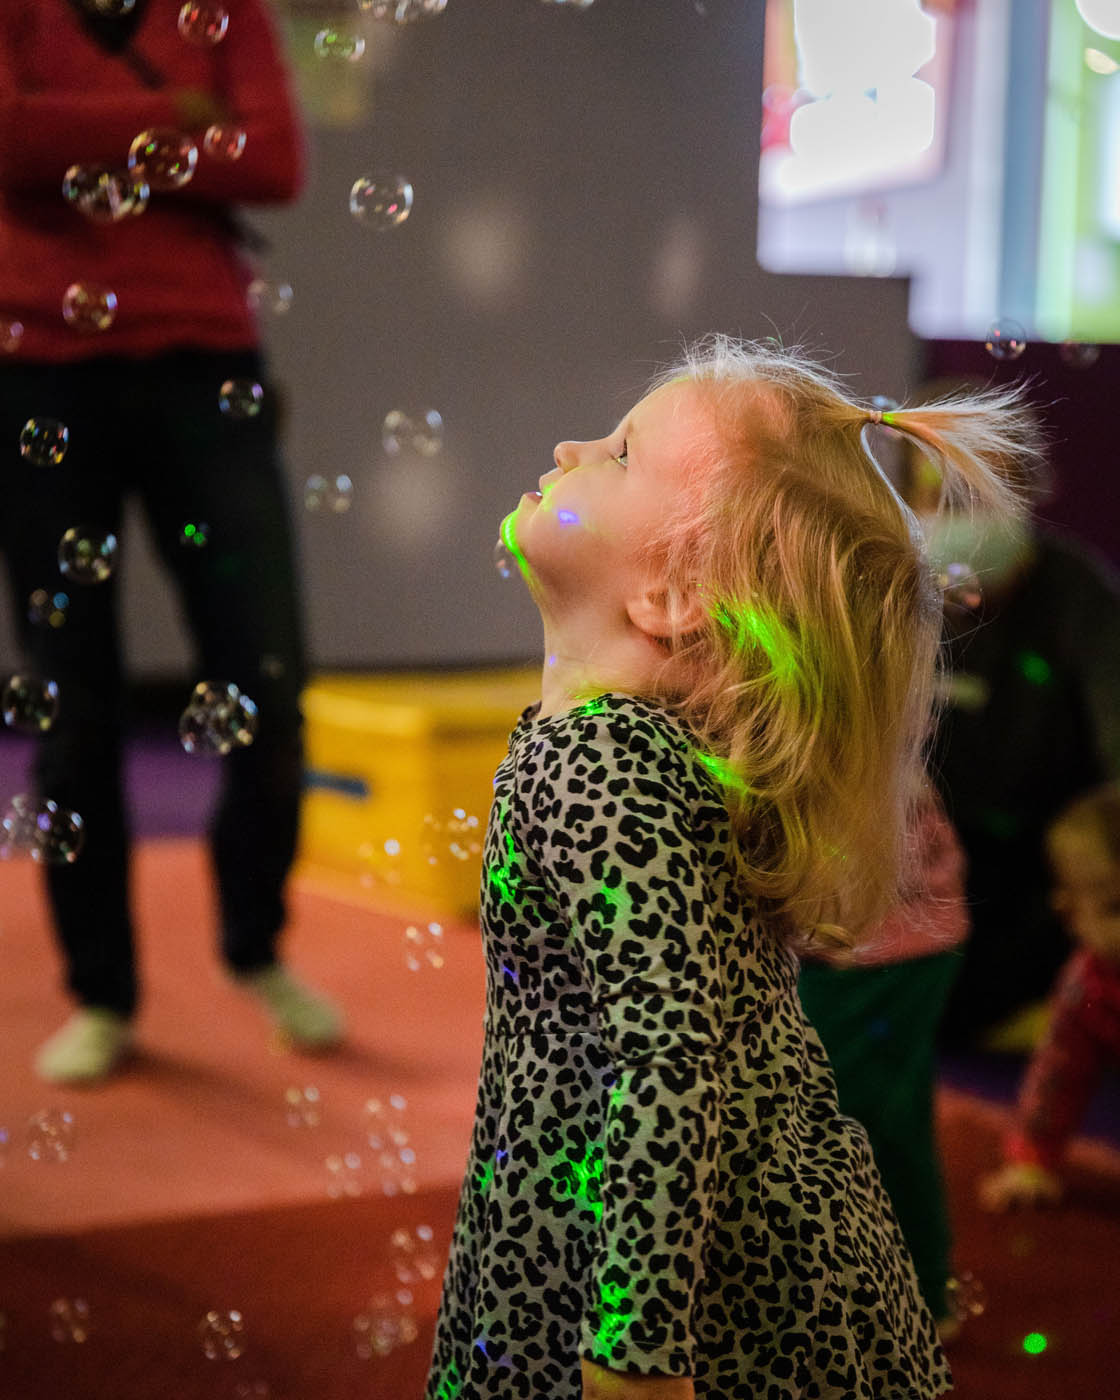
[798,784,969,1339]
[0,0,342,1084]
[891,391,1120,1051]
[978,783,1120,1212]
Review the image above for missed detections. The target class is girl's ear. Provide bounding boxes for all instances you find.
[627,585,707,641]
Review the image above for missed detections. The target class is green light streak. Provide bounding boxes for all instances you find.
[432,1358,463,1399]
[499,509,532,584]
[593,1278,631,1353]
[712,600,800,687]
[694,749,752,797]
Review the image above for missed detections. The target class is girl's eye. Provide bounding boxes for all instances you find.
[614,442,629,467]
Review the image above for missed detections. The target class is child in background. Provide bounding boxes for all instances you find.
[798,789,969,1339]
[425,336,1042,1400]
[978,783,1120,1212]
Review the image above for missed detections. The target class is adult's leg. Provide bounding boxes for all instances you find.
[798,952,961,1320]
[0,360,134,1014]
[135,349,306,974]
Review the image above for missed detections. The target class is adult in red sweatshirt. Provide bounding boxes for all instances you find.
[0,0,343,1083]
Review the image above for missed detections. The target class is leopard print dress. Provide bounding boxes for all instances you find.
[424,694,952,1400]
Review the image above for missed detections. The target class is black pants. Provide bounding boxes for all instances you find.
[0,350,307,1017]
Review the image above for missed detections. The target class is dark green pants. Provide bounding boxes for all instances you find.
[798,951,962,1319]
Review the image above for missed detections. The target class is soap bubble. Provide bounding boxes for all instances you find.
[179,521,210,548]
[421,807,481,865]
[49,1298,90,1343]
[1058,340,1100,369]
[198,1310,245,1360]
[0,318,23,353]
[62,282,118,332]
[984,319,1027,361]
[493,538,515,580]
[218,379,263,418]
[389,1223,439,1285]
[19,417,69,467]
[364,1094,417,1196]
[2,796,84,865]
[945,1271,988,1322]
[246,278,293,316]
[62,163,148,222]
[325,1151,364,1199]
[28,589,69,629]
[127,128,198,190]
[353,1296,419,1358]
[177,1,229,44]
[58,525,118,584]
[2,675,60,735]
[179,680,259,756]
[939,562,983,611]
[350,174,413,229]
[26,1108,76,1161]
[283,1085,321,1128]
[358,0,448,18]
[303,473,353,513]
[382,407,442,456]
[203,124,246,161]
[314,28,366,60]
[403,921,445,972]
[358,837,405,888]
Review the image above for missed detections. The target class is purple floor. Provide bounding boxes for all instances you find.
[3,731,1117,1151]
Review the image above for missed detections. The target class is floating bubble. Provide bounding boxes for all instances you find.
[389,1223,439,1285]
[62,163,148,222]
[314,28,366,60]
[246,278,293,316]
[364,1092,409,1149]
[493,538,515,580]
[358,0,448,18]
[284,1085,321,1128]
[353,1295,419,1359]
[303,473,353,513]
[945,1271,988,1322]
[404,921,445,972]
[58,525,118,584]
[62,282,117,333]
[199,1310,245,1360]
[2,795,85,865]
[358,837,404,889]
[350,174,413,229]
[325,1150,364,1199]
[939,561,983,610]
[179,680,259,756]
[203,123,246,161]
[2,676,60,735]
[179,520,210,548]
[79,0,136,13]
[177,1,229,43]
[984,319,1027,362]
[421,807,481,866]
[0,318,23,353]
[218,379,263,418]
[49,1298,90,1343]
[1058,339,1100,369]
[127,128,198,191]
[28,589,69,629]
[20,418,69,467]
[382,407,442,456]
[26,1107,76,1161]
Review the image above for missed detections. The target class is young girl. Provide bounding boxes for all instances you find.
[978,783,1120,1213]
[424,336,1042,1400]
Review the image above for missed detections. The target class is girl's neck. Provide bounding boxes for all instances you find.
[537,619,667,720]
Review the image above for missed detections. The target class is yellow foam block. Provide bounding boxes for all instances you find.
[297,665,539,917]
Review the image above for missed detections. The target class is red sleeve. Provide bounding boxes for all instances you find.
[1003,951,1110,1172]
[0,0,303,204]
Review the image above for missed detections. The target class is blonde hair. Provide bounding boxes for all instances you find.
[644,335,1045,953]
[1048,784,1120,869]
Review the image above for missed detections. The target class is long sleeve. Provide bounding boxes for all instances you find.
[0,0,303,204]
[1004,949,1117,1172]
[529,709,724,1376]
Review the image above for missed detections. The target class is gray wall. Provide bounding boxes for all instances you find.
[2,0,922,678]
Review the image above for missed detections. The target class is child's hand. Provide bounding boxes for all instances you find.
[581,1359,695,1400]
[977,1161,1063,1212]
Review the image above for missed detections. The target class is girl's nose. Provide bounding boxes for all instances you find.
[553,440,581,471]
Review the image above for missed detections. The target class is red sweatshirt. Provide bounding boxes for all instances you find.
[0,0,305,361]
[1004,946,1120,1172]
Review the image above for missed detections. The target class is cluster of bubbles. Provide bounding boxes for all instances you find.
[352,1222,438,1360]
[985,319,1101,369]
[283,1084,322,1128]
[1,795,85,866]
[420,807,482,865]
[19,417,69,467]
[403,920,445,971]
[49,1298,91,1344]
[382,408,444,457]
[944,1270,988,1323]
[325,1150,365,1199]
[199,1309,245,1360]
[247,278,293,317]
[62,163,148,223]
[493,538,516,580]
[178,681,259,756]
[2,675,60,735]
[304,473,353,513]
[28,588,70,629]
[25,1108,77,1161]
[364,1093,418,1196]
[180,520,210,549]
[59,525,118,584]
